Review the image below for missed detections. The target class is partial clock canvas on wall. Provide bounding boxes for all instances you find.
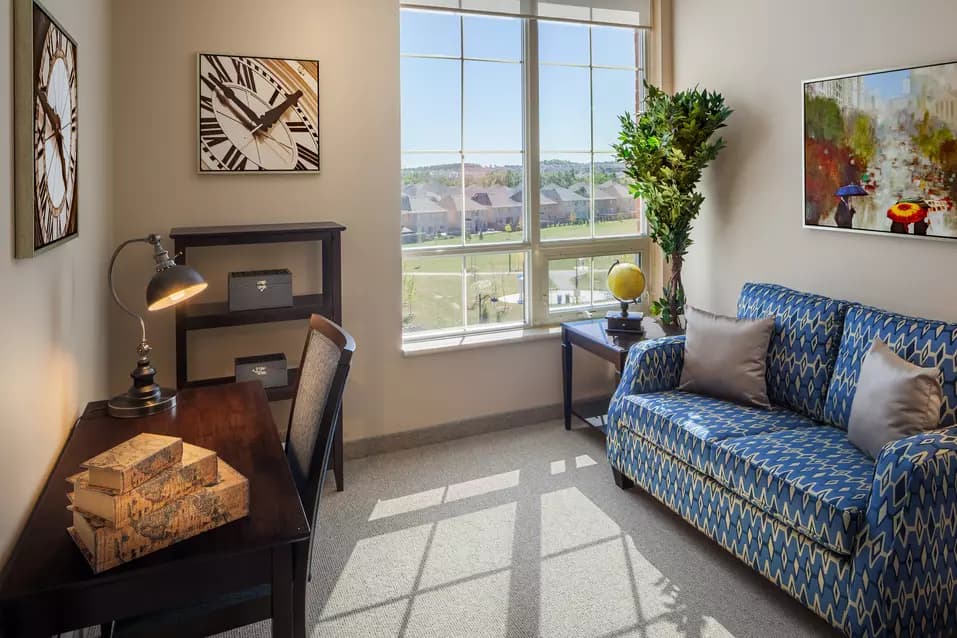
[13,0,79,257]
[198,54,320,174]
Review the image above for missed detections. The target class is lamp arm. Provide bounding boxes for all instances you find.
[108,236,154,346]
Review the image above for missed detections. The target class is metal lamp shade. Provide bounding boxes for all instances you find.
[146,265,208,311]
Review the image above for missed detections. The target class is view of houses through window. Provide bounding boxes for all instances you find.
[401,8,647,338]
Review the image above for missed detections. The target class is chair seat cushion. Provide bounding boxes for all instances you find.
[712,427,874,555]
[617,391,818,475]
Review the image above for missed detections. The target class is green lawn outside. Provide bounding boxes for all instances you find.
[403,254,526,332]
[401,219,642,333]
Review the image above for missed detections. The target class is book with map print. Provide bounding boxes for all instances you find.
[68,458,249,573]
[68,443,218,526]
[80,433,183,493]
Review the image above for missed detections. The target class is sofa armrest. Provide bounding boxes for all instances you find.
[850,426,957,635]
[609,336,686,413]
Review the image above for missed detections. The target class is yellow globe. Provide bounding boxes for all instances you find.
[606,261,646,301]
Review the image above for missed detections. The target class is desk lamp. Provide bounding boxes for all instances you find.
[108,234,207,418]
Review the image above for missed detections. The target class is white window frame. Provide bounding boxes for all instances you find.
[401,9,652,343]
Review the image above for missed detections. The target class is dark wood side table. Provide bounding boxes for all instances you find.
[0,382,309,638]
[561,318,670,431]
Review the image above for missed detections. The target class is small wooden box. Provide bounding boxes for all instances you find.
[235,353,288,388]
[228,269,293,312]
[605,310,645,334]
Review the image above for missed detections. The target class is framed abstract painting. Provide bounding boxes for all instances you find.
[14,0,79,258]
[197,53,320,174]
[804,60,957,240]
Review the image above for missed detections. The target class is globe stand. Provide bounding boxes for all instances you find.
[606,300,644,334]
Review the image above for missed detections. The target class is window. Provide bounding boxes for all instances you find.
[401,3,651,340]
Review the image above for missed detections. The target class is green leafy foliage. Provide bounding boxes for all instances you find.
[613,82,731,325]
[913,110,955,164]
[804,94,843,143]
[847,112,878,167]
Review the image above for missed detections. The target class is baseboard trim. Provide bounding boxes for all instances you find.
[344,398,606,459]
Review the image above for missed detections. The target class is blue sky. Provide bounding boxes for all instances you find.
[863,69,909,100]
[400,10,641,169]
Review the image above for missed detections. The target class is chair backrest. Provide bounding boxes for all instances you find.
[737,282,851,422]
[285,314,355,531]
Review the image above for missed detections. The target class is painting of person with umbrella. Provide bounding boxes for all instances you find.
[834,184,869,228]
[887,199,930,235]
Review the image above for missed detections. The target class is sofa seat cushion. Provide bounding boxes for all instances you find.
[617,390,818,475]
[823,303,957,430]
[713,427,874,555]
[737,283,851,422]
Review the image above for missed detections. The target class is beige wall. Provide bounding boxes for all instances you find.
[111,0,612,444]
[0,0,113,562]
[674,0,957,320]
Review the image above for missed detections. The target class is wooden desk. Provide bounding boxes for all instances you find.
[0,382,310,637]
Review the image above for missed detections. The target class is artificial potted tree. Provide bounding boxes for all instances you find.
[613,82,732,328]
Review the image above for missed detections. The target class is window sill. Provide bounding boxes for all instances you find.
[401,325,562,357]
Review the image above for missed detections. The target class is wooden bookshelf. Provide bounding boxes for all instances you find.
[170,222,345,489]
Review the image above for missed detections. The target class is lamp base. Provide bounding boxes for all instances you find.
[107,388,177,419]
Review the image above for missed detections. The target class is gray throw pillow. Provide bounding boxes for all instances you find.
[678,305,775,408]
[847,338,943,459]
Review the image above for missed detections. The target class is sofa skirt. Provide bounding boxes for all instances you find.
[607,424,853,634]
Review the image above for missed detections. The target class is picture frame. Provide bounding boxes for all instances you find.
[197,53,320,174]
[804,59,957,242]
[14,0,80,258]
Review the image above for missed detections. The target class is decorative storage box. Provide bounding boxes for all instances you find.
[235,353,288,389]
[228,269,293,312]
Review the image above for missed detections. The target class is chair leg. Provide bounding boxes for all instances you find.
[612,467,634,490]
[333,415,344,492]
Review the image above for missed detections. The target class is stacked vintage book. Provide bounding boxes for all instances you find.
[66,433,249,573]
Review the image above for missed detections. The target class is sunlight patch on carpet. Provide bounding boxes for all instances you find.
[540,538,639,637]
[540,487,621,557]
[420,502,516,588]
[405,571,511,637]
[369,487,445,521]
[321,523,432,617]
[367,470,520,521]
[446,470,520,502]
[312,600,408,638]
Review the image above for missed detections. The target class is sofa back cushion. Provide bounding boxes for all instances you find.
[823,305,957,429]
[737,283,851,421]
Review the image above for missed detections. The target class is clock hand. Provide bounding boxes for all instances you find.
[256,90,303,132]
[38,87,69,181]
[38,87,64,134]
[205,74,261,126]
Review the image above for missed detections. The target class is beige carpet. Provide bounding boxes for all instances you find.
[218,420,838,638]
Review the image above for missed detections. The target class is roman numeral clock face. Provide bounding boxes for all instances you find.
[34,18,78,247]
[198,54,319,173]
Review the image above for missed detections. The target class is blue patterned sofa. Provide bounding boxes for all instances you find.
[606,282,957,637]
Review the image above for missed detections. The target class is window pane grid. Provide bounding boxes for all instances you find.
[548,252,643,313]
[401,8,647,338]
[538,21,643,244]
[402,251,528,337]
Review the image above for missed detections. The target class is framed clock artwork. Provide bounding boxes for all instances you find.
[197,53,320,174]
[13,0,79,258]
